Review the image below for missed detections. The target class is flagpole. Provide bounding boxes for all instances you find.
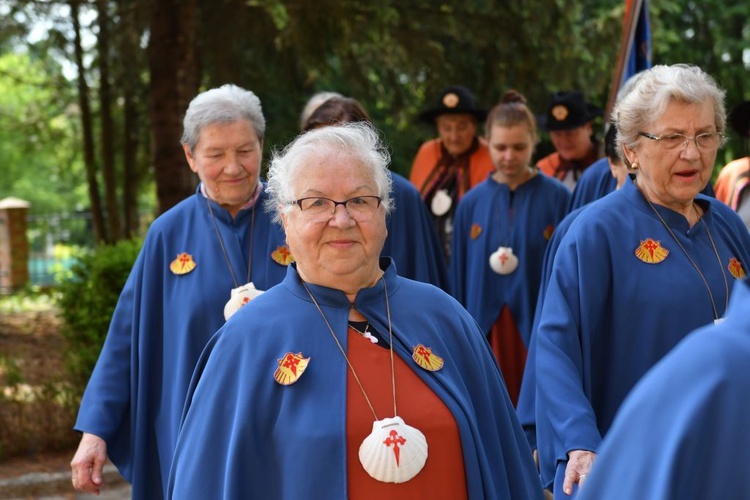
[604,0,644,124]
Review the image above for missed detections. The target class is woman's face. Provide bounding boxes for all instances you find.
[182,120,262,216]
[281,150,387,291]
[436,114,478,156]
[626,100,717,212]
[488,123,534,185]
[549,123,593,161]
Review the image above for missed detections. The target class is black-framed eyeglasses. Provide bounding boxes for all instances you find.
[290,196,382,222]
[638,131,725,151]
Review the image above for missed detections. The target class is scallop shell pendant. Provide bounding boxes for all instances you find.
[358,416,428,483]
[489,246,519,274]
[223,282,264,321]
[430,189,452,216]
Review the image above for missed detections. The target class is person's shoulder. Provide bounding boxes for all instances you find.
[395,276,463,309]
[535,171,570,192]
[142,194,200,238]
[535,151,559,168]
[703,194,749,225]
[579,157,611,179]
[719,156,750,174]
[390,172,419,194]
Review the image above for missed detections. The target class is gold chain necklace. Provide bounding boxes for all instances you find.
[301,278,396,419]
[639,185,729,320]
[300,277,429,483]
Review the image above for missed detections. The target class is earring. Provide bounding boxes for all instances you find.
[630,161,639,170]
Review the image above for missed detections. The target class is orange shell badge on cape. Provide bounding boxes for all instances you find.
[169,252,196,275]
[634,238,669,264]
[470,223,482,240]
[412,344,444,372]
[728,257,746,279]
[271,245,295,266]
[543,225,555,240]
[274,352,310,385]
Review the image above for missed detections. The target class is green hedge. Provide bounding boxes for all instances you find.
[57,238,142,394]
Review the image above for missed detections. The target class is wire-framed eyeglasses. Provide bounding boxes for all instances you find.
[290,196,382,222]
[638,131,724,151]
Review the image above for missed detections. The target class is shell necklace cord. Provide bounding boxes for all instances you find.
[488,181,520,275]
[301,278,429,484]
[205,192,259,320]
[637,182,729,321]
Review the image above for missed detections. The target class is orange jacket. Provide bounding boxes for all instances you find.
[535,149,600,181]
[714,157,750,209]
[409,138,494,195]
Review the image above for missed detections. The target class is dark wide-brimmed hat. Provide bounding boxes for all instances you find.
[729,101,750,138]
[418,85,488,123]
[540,91,603,131]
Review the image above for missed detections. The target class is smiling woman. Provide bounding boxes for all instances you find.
[167,122,545,500]
[69,84,290,499]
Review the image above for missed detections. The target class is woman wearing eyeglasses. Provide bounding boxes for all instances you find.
[167,123,543,499]
[534,64,750,499]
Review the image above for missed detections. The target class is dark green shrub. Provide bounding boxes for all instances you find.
[57,238,142,394]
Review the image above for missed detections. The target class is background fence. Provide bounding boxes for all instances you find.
[26,212,96,287]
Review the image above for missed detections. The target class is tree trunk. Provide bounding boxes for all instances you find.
[118,0,142,238]
[96,0,121,242]
[70,0,106,243]
[148,0,200,215]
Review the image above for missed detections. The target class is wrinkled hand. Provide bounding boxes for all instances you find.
[563,449,596,495]
[70,432,108,495]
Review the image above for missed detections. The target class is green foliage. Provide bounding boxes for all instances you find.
[2,0,749,213]
[0,50,87,214]
[56,238,142,392]
[0,287,57,313]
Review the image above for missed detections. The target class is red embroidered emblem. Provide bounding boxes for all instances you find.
[169,252,196,275]
[274,352,310,385]
[543,225,554,240]
[635,238,669,264]
[411,344,444,371]
[470,223,482,240]
[728,258,746,279]
[271,245,295,266]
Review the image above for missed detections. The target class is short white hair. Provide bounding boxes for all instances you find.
[265,122,393,224]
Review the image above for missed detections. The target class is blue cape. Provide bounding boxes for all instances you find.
[567,158,616,212]
[580,278,750,499]
[168,261,543,499]
[515,205,587,450]
[74,186,289,498]
[535,178,750,492]
[384,172,449,291]
[450,173,570,343]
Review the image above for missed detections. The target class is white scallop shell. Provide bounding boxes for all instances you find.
[358,416,428,483]
[430,189,452,216]
[223,282,264,321]
[489,246,519,275]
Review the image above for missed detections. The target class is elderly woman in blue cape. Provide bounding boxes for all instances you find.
[167,123,543,499]
[535,64,750,498]
[70,85,290,498]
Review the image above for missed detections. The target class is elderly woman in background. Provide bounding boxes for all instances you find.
[409,85,494,261]
[450,90,570,406]
[70,85,290,498]
[167,123,543,499]
[303,96,449,290]
[535,64,750,498]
